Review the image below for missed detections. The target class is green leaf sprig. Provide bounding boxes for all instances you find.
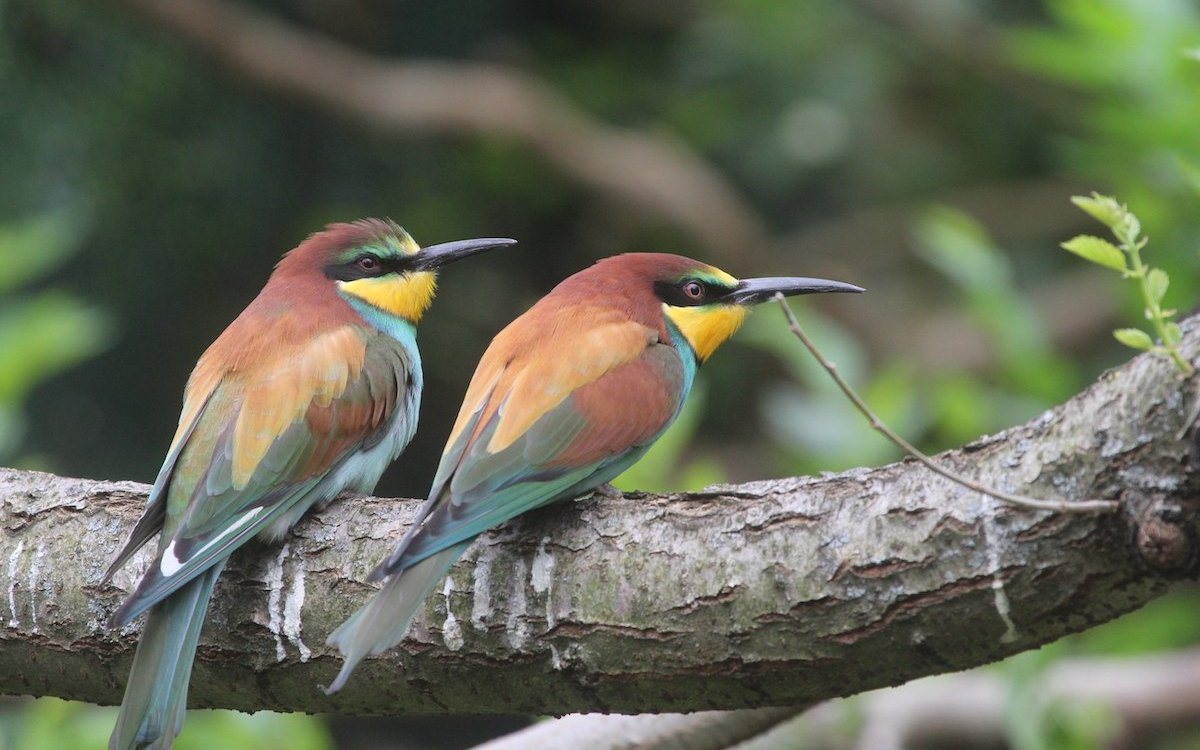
[1061,193,1194,377]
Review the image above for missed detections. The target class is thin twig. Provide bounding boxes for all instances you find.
[774,295,1119,514]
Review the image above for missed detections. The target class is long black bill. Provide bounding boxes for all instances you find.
[413,237,517,271]
[729,276,865,305]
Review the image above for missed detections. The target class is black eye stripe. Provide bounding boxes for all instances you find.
[653,278,732,307]
[323,253,411,281]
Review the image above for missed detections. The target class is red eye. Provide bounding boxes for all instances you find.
[357,256,380,272]
[682,280,704,300]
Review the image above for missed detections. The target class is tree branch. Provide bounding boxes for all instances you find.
[2,317,1198,717]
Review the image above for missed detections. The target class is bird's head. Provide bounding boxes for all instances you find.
[646,254,864,362]
[280,219,514,323]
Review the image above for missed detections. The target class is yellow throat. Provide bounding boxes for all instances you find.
[338,271,438,323]
[664,303,748,363]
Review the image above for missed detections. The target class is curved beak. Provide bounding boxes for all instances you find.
[412,237,517,271]
[728,276,865,305]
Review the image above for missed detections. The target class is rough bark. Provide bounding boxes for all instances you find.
[2,316,1198,718]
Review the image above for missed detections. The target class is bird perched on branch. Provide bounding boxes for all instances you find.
[102,220,513,750]
[325,252,862,692]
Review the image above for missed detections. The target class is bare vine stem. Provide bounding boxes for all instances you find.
[774,294,1119,514]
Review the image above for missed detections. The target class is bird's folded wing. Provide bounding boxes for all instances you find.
[110,327,411,625]
[377,315,685,575]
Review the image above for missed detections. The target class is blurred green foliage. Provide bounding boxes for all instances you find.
[0,214,113,465]
[1062,192,1194,374]
[996,587,1200,750]
[0,699,332,750]
[1009,0,1200,303]
[3,0,1200,748]
[1002,645,1121,750]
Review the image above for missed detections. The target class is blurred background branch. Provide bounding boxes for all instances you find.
[113,0,770,266]
[470,648,1200,750]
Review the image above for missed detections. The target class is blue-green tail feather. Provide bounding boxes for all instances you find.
[109,561,224,750]
[324,545,465,694]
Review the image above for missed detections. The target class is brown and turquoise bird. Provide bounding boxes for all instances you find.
[325,252,862,691]
[102,220,513,750]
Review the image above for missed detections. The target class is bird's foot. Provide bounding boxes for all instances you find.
[590,482,623,500]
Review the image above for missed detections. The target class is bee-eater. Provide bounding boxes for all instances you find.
[325,252,862,692]
[102,220,513,750]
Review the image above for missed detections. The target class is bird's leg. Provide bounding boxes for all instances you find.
[590,483,623,500]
